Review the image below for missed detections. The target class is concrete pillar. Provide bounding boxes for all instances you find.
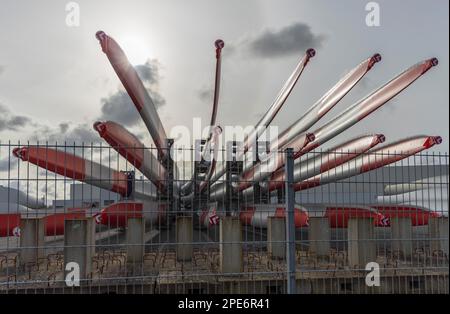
[309,217,330,259]
[429,216,449,256]
[64,218,94,283]
[347,218,376,269]
[126,217,145,265]
[19,217,45,267]
[390,217,413,258]
[176,216,193,262]
[267,216,286,259]
[220,216,243,274]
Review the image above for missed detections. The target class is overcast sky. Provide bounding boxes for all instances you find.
[0,0,448,156]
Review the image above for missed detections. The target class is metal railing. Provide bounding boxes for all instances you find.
[0,142,448,294]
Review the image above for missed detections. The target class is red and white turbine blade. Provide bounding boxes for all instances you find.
[181,41,225,196]
[13,146,157,201]
[96,200,164,228]
[95,31,168,160]
[371,205,442,226]
[199,126,222,193]
[307,204,386,228]
[293,135,443,191]
[209,39,225,128]
[383,175,448,195]
[209,48,315,186]
[0,211,88,238]
[0,214,21,237]
[239,204,309,229]
[270,53,382,153]
[264,134,386,191]
[94,121,166,192]
[44,211,87,236]
[298,58,439,157]
[234,132,315,192]
[242,48,315,153]
[13,146,129,196]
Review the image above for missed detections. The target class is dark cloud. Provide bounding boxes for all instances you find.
[31,123,100,144]
[197,86,214,103]
[59,122,70,134]
[0,157,17,172]
[134,61,161,85]
[0,103,100,146]
[0,104,32,132]
[98,59,165,126]
[98,91,142,126]
[245,22,325,58]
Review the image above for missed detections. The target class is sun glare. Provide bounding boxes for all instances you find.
[117,35,150,66]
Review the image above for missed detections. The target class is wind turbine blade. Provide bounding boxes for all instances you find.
[263,134,386,192]
[270,53,382,153]
[293,135,442,191]
[94,121,166,192]
[297,58,438,157]
[13,146,157,201]
[95,31,168,160]
[209,48,315,185]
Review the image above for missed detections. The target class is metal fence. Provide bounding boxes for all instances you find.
[0,142,448,294]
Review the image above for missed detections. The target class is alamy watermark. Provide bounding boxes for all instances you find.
[365,2,381,27]
[365,262,381,287]
[169,118,285,172]
[65,2,80,27]
[65,262,80,287]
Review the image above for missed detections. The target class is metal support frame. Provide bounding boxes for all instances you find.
[252,141,270,204]
[160,138,177,223]
[193,139,210,209]
[284,148,296,294]
[126,170,136,200]
[225,141,243,216]
[121,170,135,201]
[277,187,285,204]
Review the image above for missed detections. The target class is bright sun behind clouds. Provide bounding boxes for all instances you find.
[115,34,151,65]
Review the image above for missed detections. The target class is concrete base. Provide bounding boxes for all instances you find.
[429,216,449,256]
[126,217,145,265]
[347,218,376,269]
[19,218,45,267]
[64,218,95,283]
[391,217,413,258]
[220,217,243,274]
[267,216,286,259]
[176,216,193,262]
[309,217,330,259]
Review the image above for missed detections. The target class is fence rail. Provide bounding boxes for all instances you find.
[0,142,448,294]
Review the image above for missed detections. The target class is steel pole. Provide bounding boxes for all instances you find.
[285,148,296,294]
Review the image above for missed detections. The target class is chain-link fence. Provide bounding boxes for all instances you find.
[0,142,448,294]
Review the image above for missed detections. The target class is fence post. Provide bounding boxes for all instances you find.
[19,217,45,268]
[64,218,95,285]
[285,148,296,294]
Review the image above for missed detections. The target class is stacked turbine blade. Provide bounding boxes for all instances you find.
[96,31,168,161]
[94,121,166,192]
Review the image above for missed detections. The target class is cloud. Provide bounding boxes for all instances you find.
[197,86,214,103]
[59,122,70,134]
[0,65,4,75]
[98,91,142,126]
[0,104,32,132]
[30,122,100,144]
[241,22,325,58]
[0,102,100,146]
[98,59,166,126]
[0,157,18,172]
